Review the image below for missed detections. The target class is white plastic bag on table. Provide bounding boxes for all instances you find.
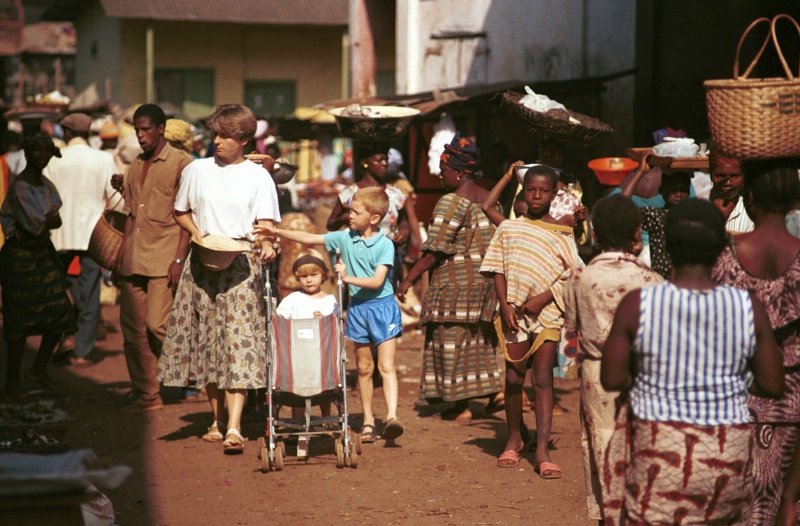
[652,137,700,158]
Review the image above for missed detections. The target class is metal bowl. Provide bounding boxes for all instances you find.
[271,159,298,185]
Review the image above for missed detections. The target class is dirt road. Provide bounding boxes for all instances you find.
[9,304,594,525]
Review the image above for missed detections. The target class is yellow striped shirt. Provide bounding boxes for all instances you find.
[479,217,582,330]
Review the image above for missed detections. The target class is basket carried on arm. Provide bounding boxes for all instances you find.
[87,192,125,269]
[499,91,613,145]
[704,14,800,159]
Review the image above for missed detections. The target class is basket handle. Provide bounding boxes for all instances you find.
[771,13,800,80]
[734,17,773,80]
[105,190,123,211]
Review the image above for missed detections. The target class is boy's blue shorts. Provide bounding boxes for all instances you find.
[346,295,402,345]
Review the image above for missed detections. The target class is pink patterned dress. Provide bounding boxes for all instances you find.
[712,245,800,526]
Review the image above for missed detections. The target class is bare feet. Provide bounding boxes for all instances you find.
[67,356,92,368]
[441,406,473,425]
[23,370,58,390]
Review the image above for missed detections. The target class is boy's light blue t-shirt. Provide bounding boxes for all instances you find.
[323,229,395,301]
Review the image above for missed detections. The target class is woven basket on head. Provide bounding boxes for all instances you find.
[704,14,800,159]
[87,193,126,269]
[499,91,613,145]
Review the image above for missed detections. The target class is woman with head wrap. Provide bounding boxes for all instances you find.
[397,135,503,423]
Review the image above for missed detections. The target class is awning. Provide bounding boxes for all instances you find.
[43,0,348,26]
[315,71,635,117]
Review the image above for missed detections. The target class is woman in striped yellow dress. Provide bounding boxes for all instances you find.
[397,135,502,424]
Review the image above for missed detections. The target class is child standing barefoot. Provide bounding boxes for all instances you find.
[480,164,582,477]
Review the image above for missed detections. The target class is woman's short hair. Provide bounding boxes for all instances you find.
[742,158,800,215]
[665,199,726,267]
[292,253,329,278]
[352,187,389,219]
[208,104,257,141]
[592,195,640,252]
[523,164,558,189]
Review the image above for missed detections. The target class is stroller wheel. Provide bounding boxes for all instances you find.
[258,436,271,472]
[335,437,345,468]
[350,429,363,455]
[348,439,358,469]
[274,440,285,471]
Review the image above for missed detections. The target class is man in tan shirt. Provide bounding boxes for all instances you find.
[114,104,192,412]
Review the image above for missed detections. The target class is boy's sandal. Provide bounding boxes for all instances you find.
[496,449,521,468]
[360,424,377,443]
[534,461,562,479]
[202,423,224,443]
[222,429,245,455]
[382,418,405,441]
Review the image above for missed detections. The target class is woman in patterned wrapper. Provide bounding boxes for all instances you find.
[397,135,503,424]
[602,199,783,525]
[712,159,800,525]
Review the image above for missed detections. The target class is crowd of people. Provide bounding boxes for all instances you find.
[0,100,799,525]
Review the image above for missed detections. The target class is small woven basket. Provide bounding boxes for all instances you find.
[499,91,613,145]
[88,202,126,269]
[704,14,800,159]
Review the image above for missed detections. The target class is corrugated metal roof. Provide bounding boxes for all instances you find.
[45,0,349,26]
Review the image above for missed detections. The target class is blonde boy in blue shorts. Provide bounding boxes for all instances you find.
[259,186,404,443]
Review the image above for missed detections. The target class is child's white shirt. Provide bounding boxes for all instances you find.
[276,291,338,319]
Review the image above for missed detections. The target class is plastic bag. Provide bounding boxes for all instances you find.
[652,137,700,158]
[81,483,115,526]
[518,86,566,113]
[427,113,456,175]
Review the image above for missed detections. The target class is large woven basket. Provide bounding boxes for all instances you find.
[499,91,613,145]
[88,206,126,269]
[704,14,800,159]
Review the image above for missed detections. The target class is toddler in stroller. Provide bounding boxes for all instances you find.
[259,253,360,470]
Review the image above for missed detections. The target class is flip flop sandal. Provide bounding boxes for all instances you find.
[222,429,245,455]
[534,461,562,479]
[382,418,404,441]
[496,449,521,468]
[360,424,377,443]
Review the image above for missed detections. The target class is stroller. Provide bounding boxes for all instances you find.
[257,259,361,471]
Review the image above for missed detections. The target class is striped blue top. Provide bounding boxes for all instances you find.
[631,283,755,425]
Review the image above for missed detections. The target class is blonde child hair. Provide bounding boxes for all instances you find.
[352,186,389,220]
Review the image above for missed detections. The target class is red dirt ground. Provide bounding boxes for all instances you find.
[6,304,595,525]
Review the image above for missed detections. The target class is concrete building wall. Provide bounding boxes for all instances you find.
[117,20,345,108]
[72,0,122,101]
[397,0,634,91]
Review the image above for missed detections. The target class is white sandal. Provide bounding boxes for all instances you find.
[223,429,245,454]
[202,422,224,443]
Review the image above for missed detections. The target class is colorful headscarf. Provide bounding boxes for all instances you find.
[440,134,482,177]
